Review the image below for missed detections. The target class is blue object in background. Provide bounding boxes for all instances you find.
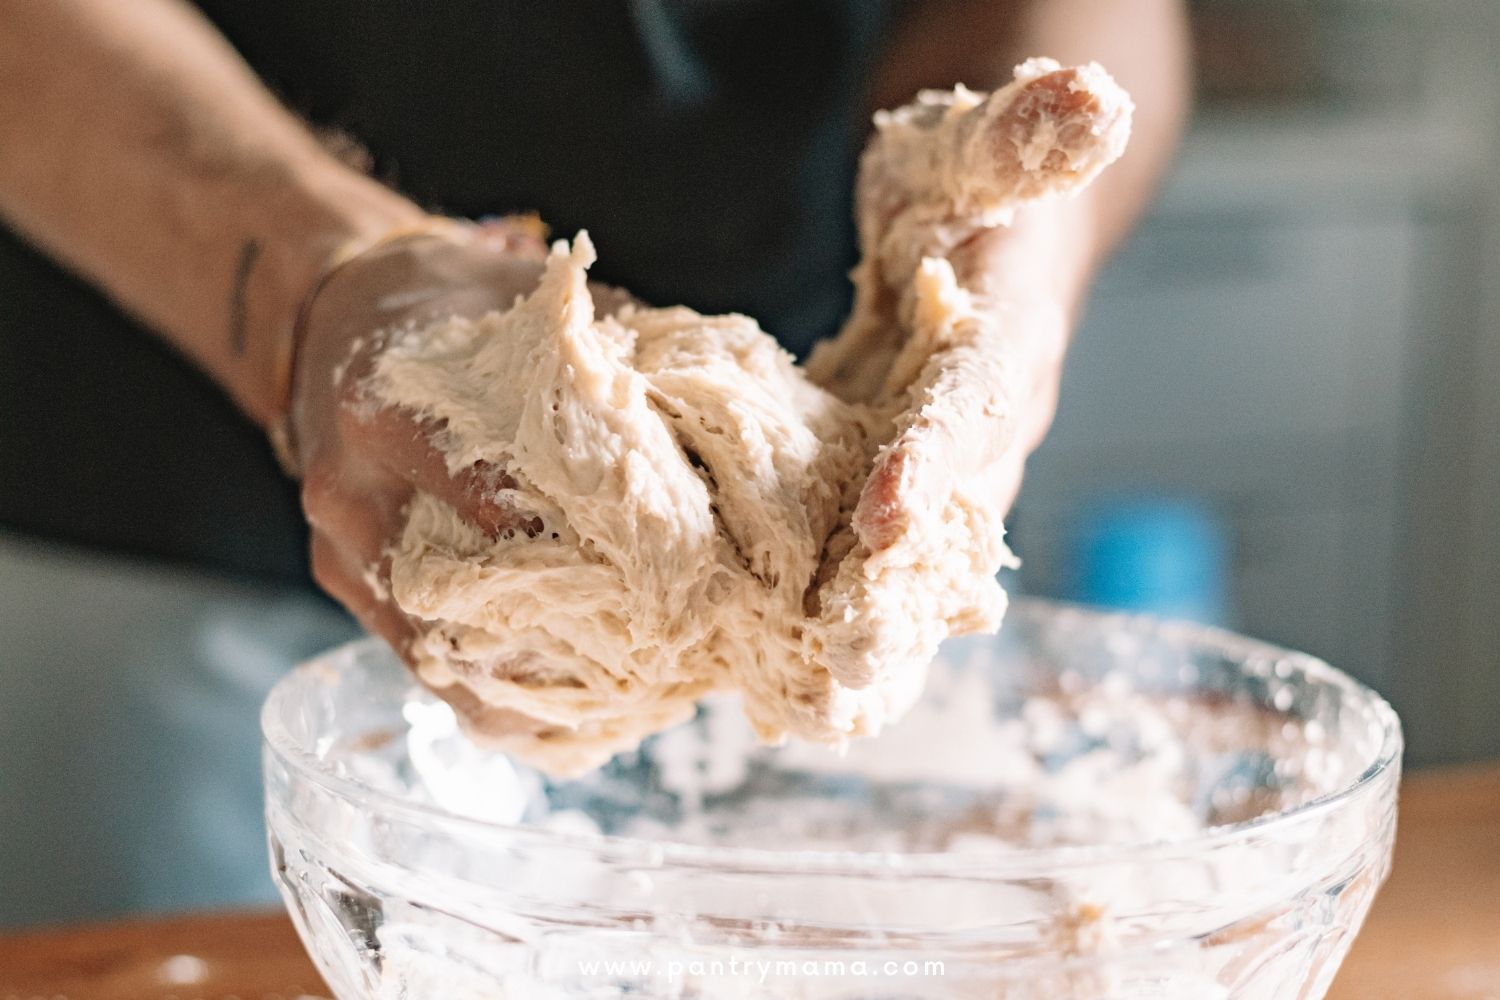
[1067,496,1232,627]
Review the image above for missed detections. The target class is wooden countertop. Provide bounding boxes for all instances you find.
[1324,764,1500,1000]
[3,765,1496,999]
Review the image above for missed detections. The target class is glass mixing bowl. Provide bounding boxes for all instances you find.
[262,601,1401,999]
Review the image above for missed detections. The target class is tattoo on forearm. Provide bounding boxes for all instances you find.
[229,238,262,356]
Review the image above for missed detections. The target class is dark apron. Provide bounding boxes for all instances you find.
[0,0,893,583]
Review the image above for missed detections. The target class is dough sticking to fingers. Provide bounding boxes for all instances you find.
[366,60,1133,775]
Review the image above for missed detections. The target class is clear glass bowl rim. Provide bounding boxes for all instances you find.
[261,599,1403,879]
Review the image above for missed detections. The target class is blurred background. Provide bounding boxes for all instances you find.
[2,0,1497,930]
[1013,0,1500,769]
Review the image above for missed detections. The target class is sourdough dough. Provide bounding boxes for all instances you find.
[367,59,1133,774]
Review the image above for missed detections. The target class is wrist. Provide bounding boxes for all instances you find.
[277,220,495,476]
[230,160,426,428]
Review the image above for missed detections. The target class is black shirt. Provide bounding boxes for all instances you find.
[0,1,895,583]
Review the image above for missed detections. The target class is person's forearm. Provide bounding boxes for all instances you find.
[0,0,424,427]
[874,0,1192,300]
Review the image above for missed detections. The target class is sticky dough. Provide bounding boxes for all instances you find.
[367,59,1133,774]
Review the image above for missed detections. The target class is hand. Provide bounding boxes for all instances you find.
[799,63,1130,690]
[859,212,1082,539]
[844,62,1128,543]
[290,220,644,740]
[289,221,552,681]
